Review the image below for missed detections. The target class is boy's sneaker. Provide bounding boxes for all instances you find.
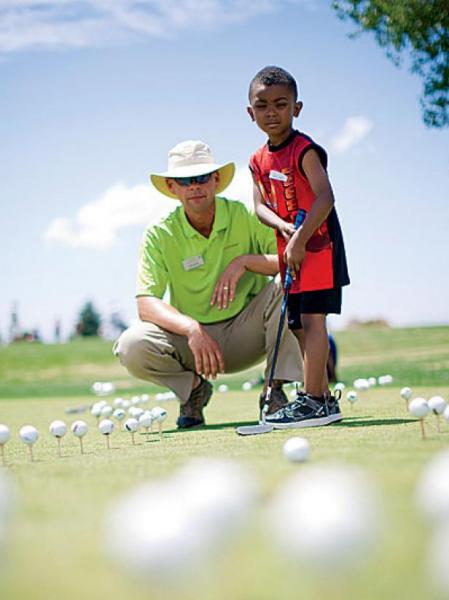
[325,389,343,424]
[176,377,213,429]
[265,392,338,429]
[259,387,289,419]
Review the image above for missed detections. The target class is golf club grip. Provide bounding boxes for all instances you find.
[284,209,307,289]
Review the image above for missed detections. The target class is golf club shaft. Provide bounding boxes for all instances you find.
[262,209,306,420]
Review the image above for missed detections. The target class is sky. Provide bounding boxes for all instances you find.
[1,0,448,342]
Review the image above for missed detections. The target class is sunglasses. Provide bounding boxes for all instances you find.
[173,173,213,186]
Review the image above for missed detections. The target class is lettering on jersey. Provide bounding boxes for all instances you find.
[281,167,298,213]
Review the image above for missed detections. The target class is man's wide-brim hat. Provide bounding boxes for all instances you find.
[150,140,235,199]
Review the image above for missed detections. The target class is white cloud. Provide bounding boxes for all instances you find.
[330,116,373,154]
[43,164,253,250]
[0,1,308,52]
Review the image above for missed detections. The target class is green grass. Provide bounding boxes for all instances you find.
[0,325,448,600]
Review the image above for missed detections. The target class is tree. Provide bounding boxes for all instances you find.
[332,0,449,128]
[76,301,101,337]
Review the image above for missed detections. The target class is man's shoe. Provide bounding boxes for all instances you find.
[176,377,213,429]
[259,387,289,419]
[265,392,337,429]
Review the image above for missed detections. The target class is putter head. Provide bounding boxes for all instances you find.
[235,423,274,436]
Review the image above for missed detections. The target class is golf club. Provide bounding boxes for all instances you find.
[236,208,307,436]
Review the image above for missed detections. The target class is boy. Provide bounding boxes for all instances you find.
[247,65,350,428]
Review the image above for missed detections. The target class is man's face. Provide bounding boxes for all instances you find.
[247,83,302,142]
[166,171,219,217]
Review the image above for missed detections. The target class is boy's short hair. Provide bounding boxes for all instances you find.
[249,66,298,101]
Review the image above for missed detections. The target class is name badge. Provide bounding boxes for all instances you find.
[182,255,204,271]
[269,170,288,182]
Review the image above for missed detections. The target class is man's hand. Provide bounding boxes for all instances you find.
[210,256,246,310]
[186,322,225,379]
[277,220,296,242]
[283,233,306,278]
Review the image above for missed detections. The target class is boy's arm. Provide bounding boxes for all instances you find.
[253,181,295,241]
[284,149,335,274]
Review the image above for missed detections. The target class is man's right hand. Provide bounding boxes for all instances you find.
[186,322,225,379]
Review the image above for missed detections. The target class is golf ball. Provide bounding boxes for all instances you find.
[100,405,113,418]
[99,419,114,435]
[218,384,229,393]
[91,403,103,418]
[71,420,88,437]
[113,408,126,421]
[49,420,67,438]
[346,391,358,404]
[415,448,449,523]
[124,418,139,433]
[400,387,413,401]
[0,425,10,445]
[367,377,377,387]
[334,383,345,392]
[428,396,447,415]
[113,397,124,408]
[140,394,150,403]
[444,405,449,424]
[242,381,252,392]
[283,437,310,463]
[408,398,429,419]
[131,396,141,405]
[129,407,144,419]
[427,522,449,596]
[139,412,153,429]
[151,407,167,423]
[353,378,369,391]
[19,426,38,445]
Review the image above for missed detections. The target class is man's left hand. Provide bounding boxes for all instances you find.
[210,257,246,310]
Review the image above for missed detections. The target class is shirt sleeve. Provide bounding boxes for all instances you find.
[135,227,168,298]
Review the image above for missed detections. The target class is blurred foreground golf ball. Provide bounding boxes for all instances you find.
[408,398,429,419]
[415,448,449,523]
[267,464,380,570]
[99,419,114,435]
[400,387,413,401]
[49,420,67,438]
[444,405,449,424]
[19,426,38,445]
[104,458,258,582]
[346,391,358,404]
[427,521,449,596]
[428,396,447,415]
[0,471,13,558]
[283,437,310,463]
[71,420,88,437]
[0,425,10,445]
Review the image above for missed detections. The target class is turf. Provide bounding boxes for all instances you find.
[0,325,448,600]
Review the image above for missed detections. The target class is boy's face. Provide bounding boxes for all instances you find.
[247,83,302,144]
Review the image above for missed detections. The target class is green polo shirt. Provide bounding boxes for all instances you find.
[136,197,277,323]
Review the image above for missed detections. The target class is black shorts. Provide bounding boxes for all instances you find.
[287,287,342,330]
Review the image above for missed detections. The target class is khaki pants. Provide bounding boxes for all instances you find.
[113,279,303,403]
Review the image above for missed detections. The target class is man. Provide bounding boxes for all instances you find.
[114,140,303,428]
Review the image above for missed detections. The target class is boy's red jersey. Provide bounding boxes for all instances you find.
[249,130,349,293]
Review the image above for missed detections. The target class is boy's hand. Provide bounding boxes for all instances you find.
[277,220,296,242]
[284,235,306,278]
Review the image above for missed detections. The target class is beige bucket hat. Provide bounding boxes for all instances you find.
[150,140,235,199]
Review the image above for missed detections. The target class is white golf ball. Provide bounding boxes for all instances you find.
[121,399,131,409]
[124,418,139,433]
[428,396,447,415]
[367,377,377,387]
[353,378,369,391]
[131,396,141,405]
[283,437,310,463]
[400,387,413,401]
[267,464,380,570]
[242,381,252,392]
[102,382,116,395]
[99,419,114,435]
[0,425,10,445]
[151,407,167,423]
[140,394,150,403]
[415,448,449,523]
[129,406,144,419]
[100,405,113,418]
[408,397,429,419]
[113,397,124,408]
[334,383,345,392]
[346,391,358,404]
[113,408,126,421]
[71,420,88,437]
[19,426,38,445]
[91,381,103,395]
[139,412,153,429]
[218,384,229,393]
[49,420,67,438]
[91,403,103,418]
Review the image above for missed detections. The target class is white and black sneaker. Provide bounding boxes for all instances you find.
[325,389,343,424]
[265,392,340,429]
